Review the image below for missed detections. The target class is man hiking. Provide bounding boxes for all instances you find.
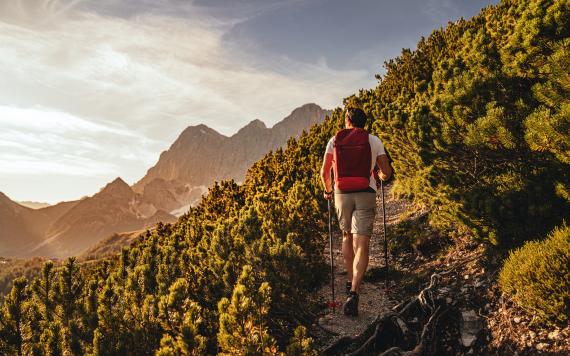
[320,107,392,317]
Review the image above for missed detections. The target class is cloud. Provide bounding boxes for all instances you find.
[0,105,160,176]
[0,0,369,139]
[0,0,87,28]
[0,0,373,202]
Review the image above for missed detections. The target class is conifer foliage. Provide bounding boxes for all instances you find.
[360,0,570,245]
[499,224,570,324]
[0,116,335,354]
[1,0,568,353]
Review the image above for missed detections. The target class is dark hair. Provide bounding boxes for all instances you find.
[346,107,367,128]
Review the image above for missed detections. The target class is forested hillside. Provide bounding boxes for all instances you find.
[0,104,328,260]
[357,0,569,246]
[1,0,568,354]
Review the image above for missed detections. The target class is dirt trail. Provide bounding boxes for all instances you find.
[317,183,409,339]
[313,183,570,355]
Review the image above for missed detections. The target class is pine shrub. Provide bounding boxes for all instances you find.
[499,224,570,324]
[359,0,570,246]
[1,1,569,353]
[286,326,319,356]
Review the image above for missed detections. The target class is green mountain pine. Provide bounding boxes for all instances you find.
[1,0,568,353]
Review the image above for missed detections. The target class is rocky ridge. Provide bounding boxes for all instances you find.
[133,103,331,214]
[0,103,330,258]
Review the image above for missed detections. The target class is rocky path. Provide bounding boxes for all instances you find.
[316,183,410,343]
[311,183,570,355]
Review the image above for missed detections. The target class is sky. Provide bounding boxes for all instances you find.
[0,0,497,204]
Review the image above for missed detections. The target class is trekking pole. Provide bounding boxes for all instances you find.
[381,179,388,290]
[328,199,336,313]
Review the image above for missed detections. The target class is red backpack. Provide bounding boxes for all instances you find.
[333,128,372,191]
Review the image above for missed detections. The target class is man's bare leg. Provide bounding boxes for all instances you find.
[342,231,354,284]
[351,234,370,293]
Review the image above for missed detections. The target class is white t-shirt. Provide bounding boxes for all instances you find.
[325,134,386,192]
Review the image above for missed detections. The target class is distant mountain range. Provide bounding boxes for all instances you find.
[0,103,330,258]
[0,180,175,258]
[29,178,177,258]
[133,103,331,213]
[0,193,79,257]
[17,201,51,209]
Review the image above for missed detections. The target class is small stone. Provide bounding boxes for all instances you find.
[536,343,549,351]
[318,315,333,326]
[464,274,469,280]
[446,297,453,304]
[547,330,560,340]
[460,310,482,347]
[529,331,536,340]
[513,317,521,323]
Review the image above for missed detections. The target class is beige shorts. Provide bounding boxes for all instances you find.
[334,192,376,236]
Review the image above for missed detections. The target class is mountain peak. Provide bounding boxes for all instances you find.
[247,119,267,128]
[168,124,226,152]
[110,177,128,186]
[288,103,325,117]
[272,103,331,133]
[234,119,267,137]
[180,124,223,138]
[297,103,322,110]
[99,177,133,196]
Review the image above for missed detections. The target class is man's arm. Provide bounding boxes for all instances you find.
[320,153,334,198]
[376,154,392,181]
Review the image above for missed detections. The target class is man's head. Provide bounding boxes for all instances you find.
[345,107,367,129]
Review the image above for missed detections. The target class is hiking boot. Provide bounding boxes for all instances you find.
[343,291,359,317]
[345,281,352,296]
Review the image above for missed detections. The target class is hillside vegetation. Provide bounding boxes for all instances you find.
[358,0,570,246]
[0,258,51,299]
[1,0,568,354]
[499,224,570,324]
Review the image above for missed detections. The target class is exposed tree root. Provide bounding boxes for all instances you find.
[323,273,455,356]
